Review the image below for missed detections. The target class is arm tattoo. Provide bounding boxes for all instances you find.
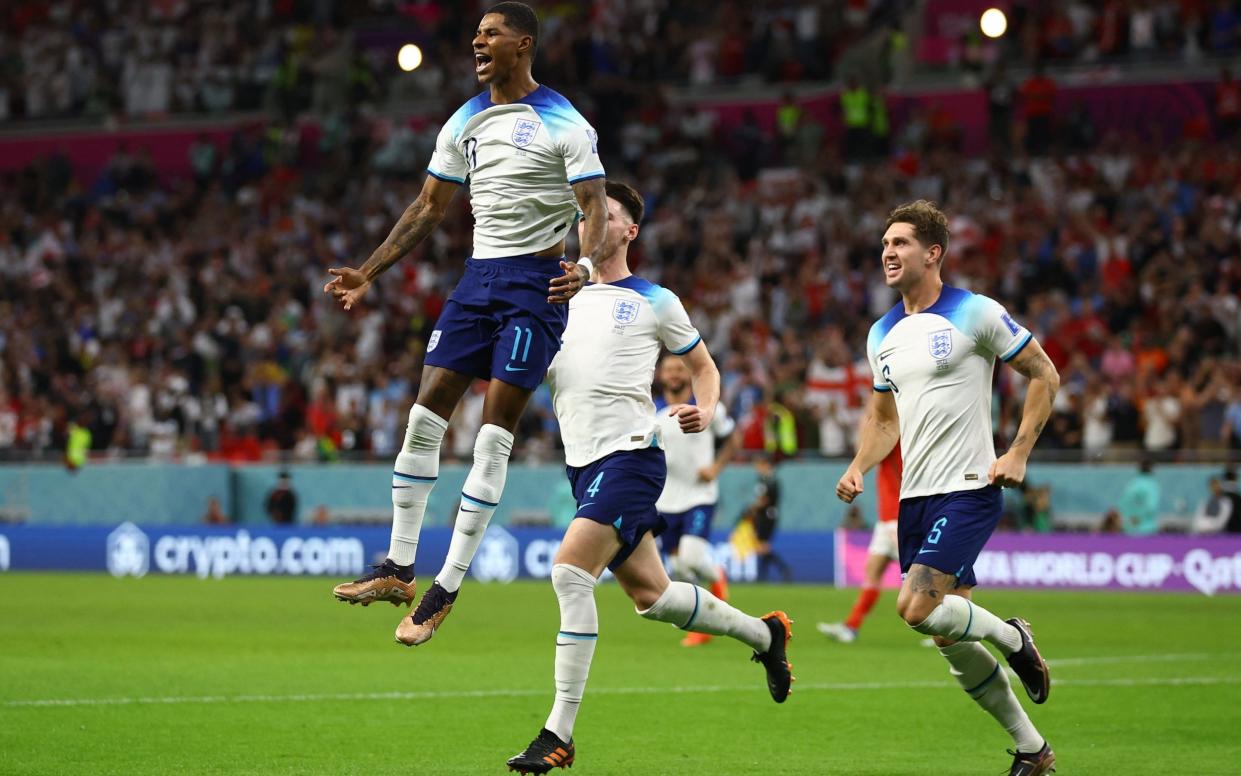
[360,198,442,282]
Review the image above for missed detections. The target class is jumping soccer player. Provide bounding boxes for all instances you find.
[324,2,608,647]
[818,445,902,643]
[836,200,1059,776]
[655,353,741,647]
[506,182,792,774]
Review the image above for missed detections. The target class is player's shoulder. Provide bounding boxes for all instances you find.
[443,91,492,140]
[524,85,590,124]
[600,275,678,308]
[925,285,1012,336]
[868,300,907,350]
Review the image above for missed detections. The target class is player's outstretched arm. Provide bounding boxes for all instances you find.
[836,390,899,503]
[991,338,1060,487]
[548,177,608,303]
[324,175,459,310]
[667,340,719,435]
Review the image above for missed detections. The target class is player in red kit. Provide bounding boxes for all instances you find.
[818,446,902,643]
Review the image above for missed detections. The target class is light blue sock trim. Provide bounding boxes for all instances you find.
[461,492,498,509]
[393,471,436,483]
[557,631,598,641]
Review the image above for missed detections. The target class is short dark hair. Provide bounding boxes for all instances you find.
[487,2,539,55]
[605,180,644,225]
[885,199,950,257]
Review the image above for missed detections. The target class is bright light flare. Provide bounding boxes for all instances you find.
[980,8,1008,39]
[398,44,423,72]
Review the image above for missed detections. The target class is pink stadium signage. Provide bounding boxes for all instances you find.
[837,532,1241,596]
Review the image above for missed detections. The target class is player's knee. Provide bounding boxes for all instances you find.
[551,563,596,601]
[473,424,514,466]
[631,578,671,613]
[403,405,448,453]
[896,592,938,628]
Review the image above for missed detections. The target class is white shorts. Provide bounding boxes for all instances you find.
[867,519,900,562]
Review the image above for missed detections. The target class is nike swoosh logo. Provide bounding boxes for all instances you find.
[578,502,595,509]
[919,550,939,554]
[556,642,574,647]
[392,485,412,489]
[504,364,528,372]
[462,508,480,514]
[879,350,896,361]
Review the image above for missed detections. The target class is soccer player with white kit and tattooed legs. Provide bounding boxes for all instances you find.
[324,2,608,648]
[837,200,1060,776]
[505,181,793,775]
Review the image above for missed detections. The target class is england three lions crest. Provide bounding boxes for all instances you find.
[512,119,541,147]
[928,329,953,359]
[613,299,641,325]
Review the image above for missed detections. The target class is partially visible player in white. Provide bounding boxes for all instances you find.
[836,200,1059,776]
[506,181,792,775]
[655,354,741,647]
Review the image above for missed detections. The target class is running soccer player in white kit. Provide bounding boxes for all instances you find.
[323,3,609,647]
[836,201,1059,776]
[506,181,793,774]
[655,353,741,647]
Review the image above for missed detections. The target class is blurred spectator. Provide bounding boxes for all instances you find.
[265,470,298,525]
[1222,469,1241,533]
[1118,459,1162,535]
[1020,64,1057,155]
[1098,507,1124,534]
[1191,477,1234,534]
[202,496,231,525]
[747,455,791,582]
[1217,67,1241,139]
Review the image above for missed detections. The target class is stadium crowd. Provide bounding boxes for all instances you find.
[0,0,913,123]
[0,3,1239,467]
[2,76,1239,466]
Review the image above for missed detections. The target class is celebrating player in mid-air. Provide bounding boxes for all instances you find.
[655,353,741,647]
[506,182,793,775]
[324,2,608,647]
[836,201,1060,776]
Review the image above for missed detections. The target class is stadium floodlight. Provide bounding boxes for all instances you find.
[398,43,424,72]
[980,8,1007,39]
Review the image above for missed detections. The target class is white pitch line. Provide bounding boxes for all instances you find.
[1046,652,1215,667]
[4,675,1239,709]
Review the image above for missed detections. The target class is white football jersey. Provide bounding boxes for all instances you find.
[548,277,701,467]
[654,398,735,513]
[867,285,1032,500]
[426,86,604,259]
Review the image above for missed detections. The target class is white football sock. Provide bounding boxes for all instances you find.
[637,581,770,652]
[940,641,1044,753]
[387,405,448,566]
[678,535,720,585]
[544,564,598,742]
[435,424,513,593]
[912,595,1022,654]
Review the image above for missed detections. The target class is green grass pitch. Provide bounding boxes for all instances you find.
[2,574,1239,775]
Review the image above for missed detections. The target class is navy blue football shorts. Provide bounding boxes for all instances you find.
[423,256,569,391]
[566,447,667,572]
[659,504,716,554]
[897,485,1003,589]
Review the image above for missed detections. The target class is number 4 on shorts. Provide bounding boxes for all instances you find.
[586,472,604,498]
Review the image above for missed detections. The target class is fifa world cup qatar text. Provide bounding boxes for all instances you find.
[322,2,609,649]
[835,200,1061,776]
[504,180,793,775]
